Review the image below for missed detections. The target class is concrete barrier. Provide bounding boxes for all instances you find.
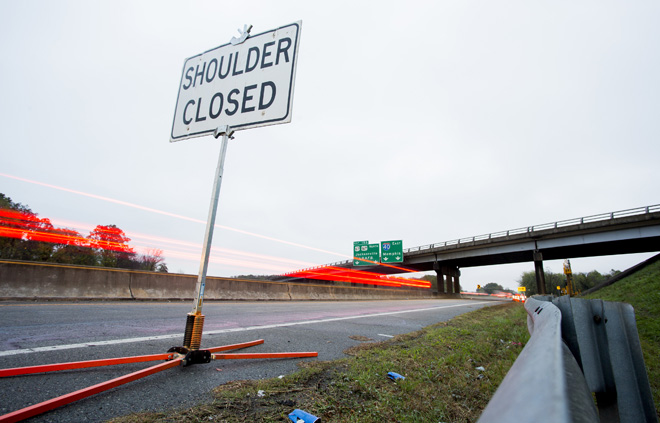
[0,260,440,301]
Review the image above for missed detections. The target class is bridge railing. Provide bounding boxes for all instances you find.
[284,205,659,274]
[404,204,659,254]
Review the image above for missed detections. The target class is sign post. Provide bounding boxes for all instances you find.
[174,22,302,350]
[183,126,233,350]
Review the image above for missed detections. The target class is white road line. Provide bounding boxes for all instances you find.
[0,302,492,357]
[378,334,394,338]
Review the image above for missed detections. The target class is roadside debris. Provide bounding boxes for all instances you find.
[387,371,405,381]
[288,408,320,423]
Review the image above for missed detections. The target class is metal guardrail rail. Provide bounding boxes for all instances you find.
[478,297,657,423]
[292,205,660,273]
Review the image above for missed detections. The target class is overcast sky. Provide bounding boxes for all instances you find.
[1,1,658,291]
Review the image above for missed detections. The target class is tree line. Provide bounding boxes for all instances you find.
[517,268,619,296]
[0,193,167,272]
[413,268,619,295]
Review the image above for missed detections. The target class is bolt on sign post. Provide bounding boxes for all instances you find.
[353,240,380,266]
[171,22,302,349]
[380,240,403,263]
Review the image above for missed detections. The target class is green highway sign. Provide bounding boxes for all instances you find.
[353,241,380,266]
[380,240,403,263]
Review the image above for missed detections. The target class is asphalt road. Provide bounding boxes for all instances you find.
[0,299,500,422]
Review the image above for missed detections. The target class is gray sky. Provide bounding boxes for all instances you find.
[1,0,658,291]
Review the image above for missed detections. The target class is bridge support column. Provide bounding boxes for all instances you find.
[453,268,461,294]
[433,262,444,294]
[444,266,460,295]
[434,264,460,295]
[533,250,547,295]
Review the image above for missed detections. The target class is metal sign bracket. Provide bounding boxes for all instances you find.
[230,24,252,45]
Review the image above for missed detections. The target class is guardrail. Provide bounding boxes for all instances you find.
[478,297,657,423]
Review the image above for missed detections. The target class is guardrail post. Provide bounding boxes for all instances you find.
[479,296,657,423]
[553,296,657,422]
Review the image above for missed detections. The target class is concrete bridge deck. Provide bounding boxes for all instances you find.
[313,205,660,294]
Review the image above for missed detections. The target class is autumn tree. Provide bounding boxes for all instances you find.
[138,248,167,272]
[87,224,136,268]
[1,193,169,271]
[50,227,97,266]
[0,194,55,261]
[480,282,505,294]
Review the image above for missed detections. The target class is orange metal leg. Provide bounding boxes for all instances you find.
[206,339,265,353]
[206,340,317,360]
[0,358,182,423]
[213,352,318,360]
[0,353,175,378]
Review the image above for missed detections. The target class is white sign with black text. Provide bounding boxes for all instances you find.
[171,21,301,142]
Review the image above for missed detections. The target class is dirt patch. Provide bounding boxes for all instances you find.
[348,335,373,342]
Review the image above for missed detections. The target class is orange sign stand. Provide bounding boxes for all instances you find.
[0,339,317,422]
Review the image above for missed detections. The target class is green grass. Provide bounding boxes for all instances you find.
[111,260,660,422]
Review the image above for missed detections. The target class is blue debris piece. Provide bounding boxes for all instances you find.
[288,408,320,423]
[387,371,405,381]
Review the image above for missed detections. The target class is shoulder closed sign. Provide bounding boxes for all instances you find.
[171,21,301,142]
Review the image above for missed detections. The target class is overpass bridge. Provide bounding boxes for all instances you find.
[320,205,660,294]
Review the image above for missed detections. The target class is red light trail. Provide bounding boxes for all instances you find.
[1,173,428,285]
[283,266,430,289]
[0,172,346,258]
[0,209,133,254]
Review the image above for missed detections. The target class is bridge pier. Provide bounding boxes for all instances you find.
[433,263,461,295]
[533,250,547,295]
